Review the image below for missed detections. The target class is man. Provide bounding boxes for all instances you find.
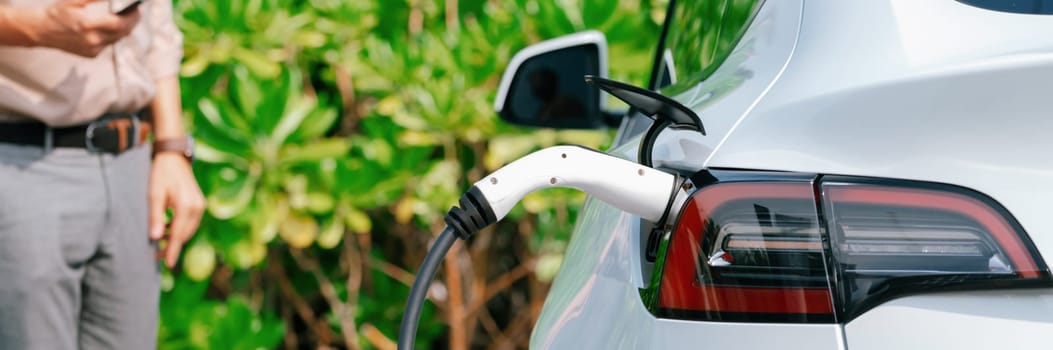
[0,0,204,348]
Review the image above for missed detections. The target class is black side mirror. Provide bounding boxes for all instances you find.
[494,31,618,129]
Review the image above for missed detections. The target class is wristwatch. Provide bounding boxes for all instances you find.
[152,135,195,163]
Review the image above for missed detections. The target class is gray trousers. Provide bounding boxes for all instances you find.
[0,144,158,349]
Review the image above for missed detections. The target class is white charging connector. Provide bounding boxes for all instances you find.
[400,145,682,350]
[474,145,677,222]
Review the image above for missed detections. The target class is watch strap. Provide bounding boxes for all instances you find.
[152,136,193,161]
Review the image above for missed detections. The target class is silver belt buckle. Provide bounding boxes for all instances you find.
[84,117,104,153]
[43,126,53,153]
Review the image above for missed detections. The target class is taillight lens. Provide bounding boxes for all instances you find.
[658,182,836,322]
[655,172,1051,323]
[821,179,1047,319]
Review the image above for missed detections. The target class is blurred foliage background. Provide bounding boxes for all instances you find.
[163,0,665,348]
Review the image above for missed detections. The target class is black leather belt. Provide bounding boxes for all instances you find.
[0,113,150,154]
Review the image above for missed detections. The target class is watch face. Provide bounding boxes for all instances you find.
[185,136,195,158]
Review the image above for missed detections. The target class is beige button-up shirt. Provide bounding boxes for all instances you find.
[0,0,183,126]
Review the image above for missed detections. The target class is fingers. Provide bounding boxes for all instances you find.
[82,10,140,38]
[147,187,167,241]
[149,154,206,269]
[163,190,206,268]
[33,0,142,57]
[52,2,141,57]
[118,9,141,32]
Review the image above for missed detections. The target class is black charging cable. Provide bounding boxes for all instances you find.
[398,186,496,350]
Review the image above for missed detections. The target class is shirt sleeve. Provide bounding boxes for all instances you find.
[146,0,184,80]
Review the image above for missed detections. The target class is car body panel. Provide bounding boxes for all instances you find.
[531,0,1053,348]
[531,1,849,348]
[844,289,1053,350]
[692,0,1053,347]
[647,0,802,172]
[707,0,1053,255]
[702,1,1053,346]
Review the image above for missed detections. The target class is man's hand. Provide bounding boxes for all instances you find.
[0,0,141,57]
[148,153,205,268]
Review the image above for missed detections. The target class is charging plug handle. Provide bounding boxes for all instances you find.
[475,145,676,223]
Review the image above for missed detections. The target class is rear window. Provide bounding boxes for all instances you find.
[958,0,1053,14]
[655,0,763,96]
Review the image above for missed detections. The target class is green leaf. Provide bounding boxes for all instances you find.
[344,206,372,233]
[206,168,259,220]
[193,99,253,156]
[231,47,282,78]
[316,215,344,249]
[270,95,316,144]
[279,138,351,165]
[229,66,265,126]
[193,139,248,165]
[182,241,216,281]
[180,53,211,77]
[227,240,267,269]
[292,108,338,141]
[305,192,335,214]
[260,68,301,136]
[250,192,287,243]
[279,212,318,248]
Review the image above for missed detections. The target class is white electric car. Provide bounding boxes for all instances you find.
[493,0,1053,348]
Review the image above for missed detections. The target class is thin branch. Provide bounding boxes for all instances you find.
[444,242,468,350]
[529,269,546,324]
[464,247,485,347]
[289,248,358,349]
[280,301,298,350]
[369,257,416,286]
[408,4,423,35]
[367,239,450,313]
[209,265,233,296]
[334,65,361,136]
[266,253,333,344]
[476,305,506,346]
[445,0,459,33]
[361,323,396,350]
[489,308,533,350]
[483,259,535,303]
[464,259,535,318]
[344,230,365,350]
[356,231,374,290]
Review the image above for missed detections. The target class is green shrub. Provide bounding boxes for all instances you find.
[164,0,665,348]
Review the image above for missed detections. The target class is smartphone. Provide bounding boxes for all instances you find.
[115,0,144,16]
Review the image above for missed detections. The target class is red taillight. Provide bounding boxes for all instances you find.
[824,184,1040,277]
[659,183,835,322]
[821,178,1048,319]
[655,172,1050,323]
